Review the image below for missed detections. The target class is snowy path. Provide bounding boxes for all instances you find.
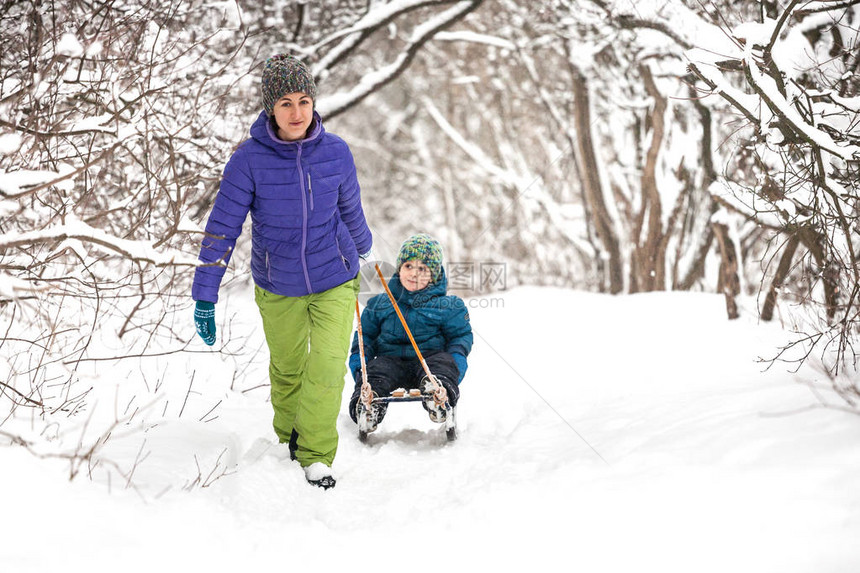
[3,288,859,572]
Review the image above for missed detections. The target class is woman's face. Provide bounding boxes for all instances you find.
[400,259,431,292]
[272,93,313,141]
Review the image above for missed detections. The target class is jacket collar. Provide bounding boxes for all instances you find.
[388,269,448,307]
[250,110,325,155]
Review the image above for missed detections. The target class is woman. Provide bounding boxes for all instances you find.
[192,54,372,490]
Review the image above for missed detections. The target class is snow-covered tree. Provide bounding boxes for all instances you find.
[0,1,249,430]
[685,2,859,378]
[0,0,482,466]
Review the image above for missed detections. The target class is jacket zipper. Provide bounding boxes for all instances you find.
[297,144,312,293]
[307,172,314,211]
[266,251,272,283]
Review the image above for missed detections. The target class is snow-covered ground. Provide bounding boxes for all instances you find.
[3,288,859,572]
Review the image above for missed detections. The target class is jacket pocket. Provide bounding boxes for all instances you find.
[307,171,315,211]
[265,250,272,283]
[335,236,350,271]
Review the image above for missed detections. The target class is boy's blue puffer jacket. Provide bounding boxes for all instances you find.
[350,270,473,381]
[192,111,372,302]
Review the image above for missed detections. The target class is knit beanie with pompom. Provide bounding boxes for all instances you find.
[261,54,316,116]
[395,234,444,284]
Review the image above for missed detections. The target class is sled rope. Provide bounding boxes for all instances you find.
[355,300,374,412]
[374,263,448,407]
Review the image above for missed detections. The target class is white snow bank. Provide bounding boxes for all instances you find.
[1,288,858,572]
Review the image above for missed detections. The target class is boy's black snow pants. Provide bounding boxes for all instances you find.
[348,352,460,423]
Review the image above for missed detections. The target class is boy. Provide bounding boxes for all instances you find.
[348,234,473,431]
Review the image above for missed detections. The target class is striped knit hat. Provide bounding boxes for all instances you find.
[396,234,444,284]
[261,54,316,116]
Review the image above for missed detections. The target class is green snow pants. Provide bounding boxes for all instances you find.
[254,276,359,468]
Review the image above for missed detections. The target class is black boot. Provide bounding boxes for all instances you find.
[355,398,388,432]
[304,463,336,490]
[288,429,298,461]
[419,375,456,423]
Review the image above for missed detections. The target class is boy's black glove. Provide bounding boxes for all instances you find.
[439,376,459,405]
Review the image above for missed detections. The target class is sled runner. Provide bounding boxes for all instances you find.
[354,264,458,443]
[356,390,457,443]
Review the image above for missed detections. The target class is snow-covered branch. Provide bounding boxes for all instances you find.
[309,0,455,70]
[0,142,125,200]
[0,218,200,267]
[432,30,516,49]
[317,1,483,118]
[421,97,513,183]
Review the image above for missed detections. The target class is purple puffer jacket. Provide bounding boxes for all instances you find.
[192,111,372,303]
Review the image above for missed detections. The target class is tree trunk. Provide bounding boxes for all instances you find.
[761,233,800,321]
[635,64,668,292]
[798,228,840,321]
[713,222,741,319]
[570,65,624,294]
[676,86,718,290]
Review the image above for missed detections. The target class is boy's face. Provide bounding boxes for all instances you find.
[400,259,431,292]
